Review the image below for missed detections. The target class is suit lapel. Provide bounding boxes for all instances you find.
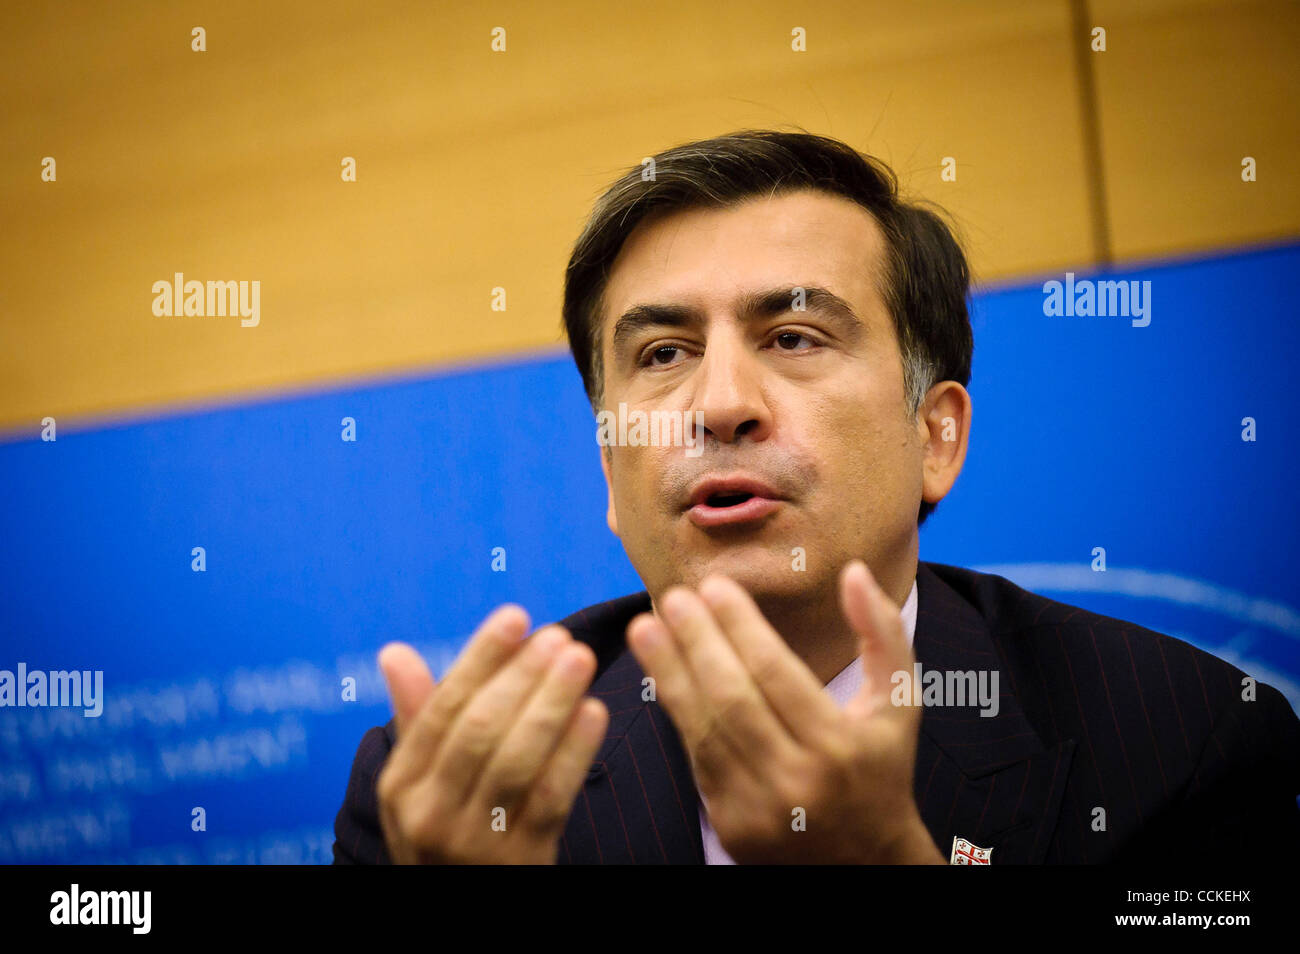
[561,650,704,864]
[911,562,1076,863]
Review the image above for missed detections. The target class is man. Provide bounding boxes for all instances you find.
[333,130,1300,864]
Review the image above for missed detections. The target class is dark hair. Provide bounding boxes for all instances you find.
[562,128,973,526]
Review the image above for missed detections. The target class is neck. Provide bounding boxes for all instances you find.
[757,592,861,686]
[755,562,916,685]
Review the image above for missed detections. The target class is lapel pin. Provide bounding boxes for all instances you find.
[950,836,993,864]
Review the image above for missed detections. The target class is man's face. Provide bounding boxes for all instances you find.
[596,188,926,607]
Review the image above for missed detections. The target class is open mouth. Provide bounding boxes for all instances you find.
[688,487,780,528]
[685,475,784,528]
[705,492,755,508]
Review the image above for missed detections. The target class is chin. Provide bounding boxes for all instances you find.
[681,550,815,596]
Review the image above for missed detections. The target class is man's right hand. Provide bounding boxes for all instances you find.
[375,605,609,864]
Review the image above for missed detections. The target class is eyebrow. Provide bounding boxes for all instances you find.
[609,285,865,358]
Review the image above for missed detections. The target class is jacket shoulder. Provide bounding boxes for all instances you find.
[331,719,397,864]
[921,560,1300,854]
[921,560,1266,717]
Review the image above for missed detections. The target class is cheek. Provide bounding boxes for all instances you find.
[815,396,914,498]
[608,448,662,524]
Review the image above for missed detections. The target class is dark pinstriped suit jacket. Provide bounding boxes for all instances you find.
[332,561,1300,864]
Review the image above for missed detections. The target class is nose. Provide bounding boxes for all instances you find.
[688,326,773,445]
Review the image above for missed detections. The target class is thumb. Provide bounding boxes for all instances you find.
[378,642,436,737]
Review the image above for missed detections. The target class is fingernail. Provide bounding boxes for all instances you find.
[631,618,664,651]
[698,577,727,608]
[376,643,402,672]
[531,626,567,654]
[661,590,688,624]
[559,645,591,676]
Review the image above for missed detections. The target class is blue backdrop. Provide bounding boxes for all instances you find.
[2,242,1296,863]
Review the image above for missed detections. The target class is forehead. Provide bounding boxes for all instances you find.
[600,188,890,335]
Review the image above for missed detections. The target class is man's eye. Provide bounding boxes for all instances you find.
[773,331,815,351]
[645,345,683,367]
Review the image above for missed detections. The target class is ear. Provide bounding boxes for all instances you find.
[917,381,971,509]
[599,444,620,537]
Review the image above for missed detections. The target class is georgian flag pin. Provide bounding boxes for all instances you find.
[950,836,993,864]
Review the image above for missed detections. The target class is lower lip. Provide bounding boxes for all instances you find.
[687,496,781,528]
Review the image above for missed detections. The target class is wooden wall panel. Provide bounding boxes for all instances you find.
[1091,0,1300,260]
[1,0,1288,431]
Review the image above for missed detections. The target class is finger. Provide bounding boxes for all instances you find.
[697,575,838,746]
[516,697,610,839]
[840,561,913,718]
[621,613,696,717]
[390,604,530,779]
[649,587,790,773]
[629,611,742,794]
[626,612,698,728]
[430,624,572,807]
[378,642,436,738]
[471,640,599,812]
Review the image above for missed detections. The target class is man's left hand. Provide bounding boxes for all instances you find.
[626,559,945,865]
